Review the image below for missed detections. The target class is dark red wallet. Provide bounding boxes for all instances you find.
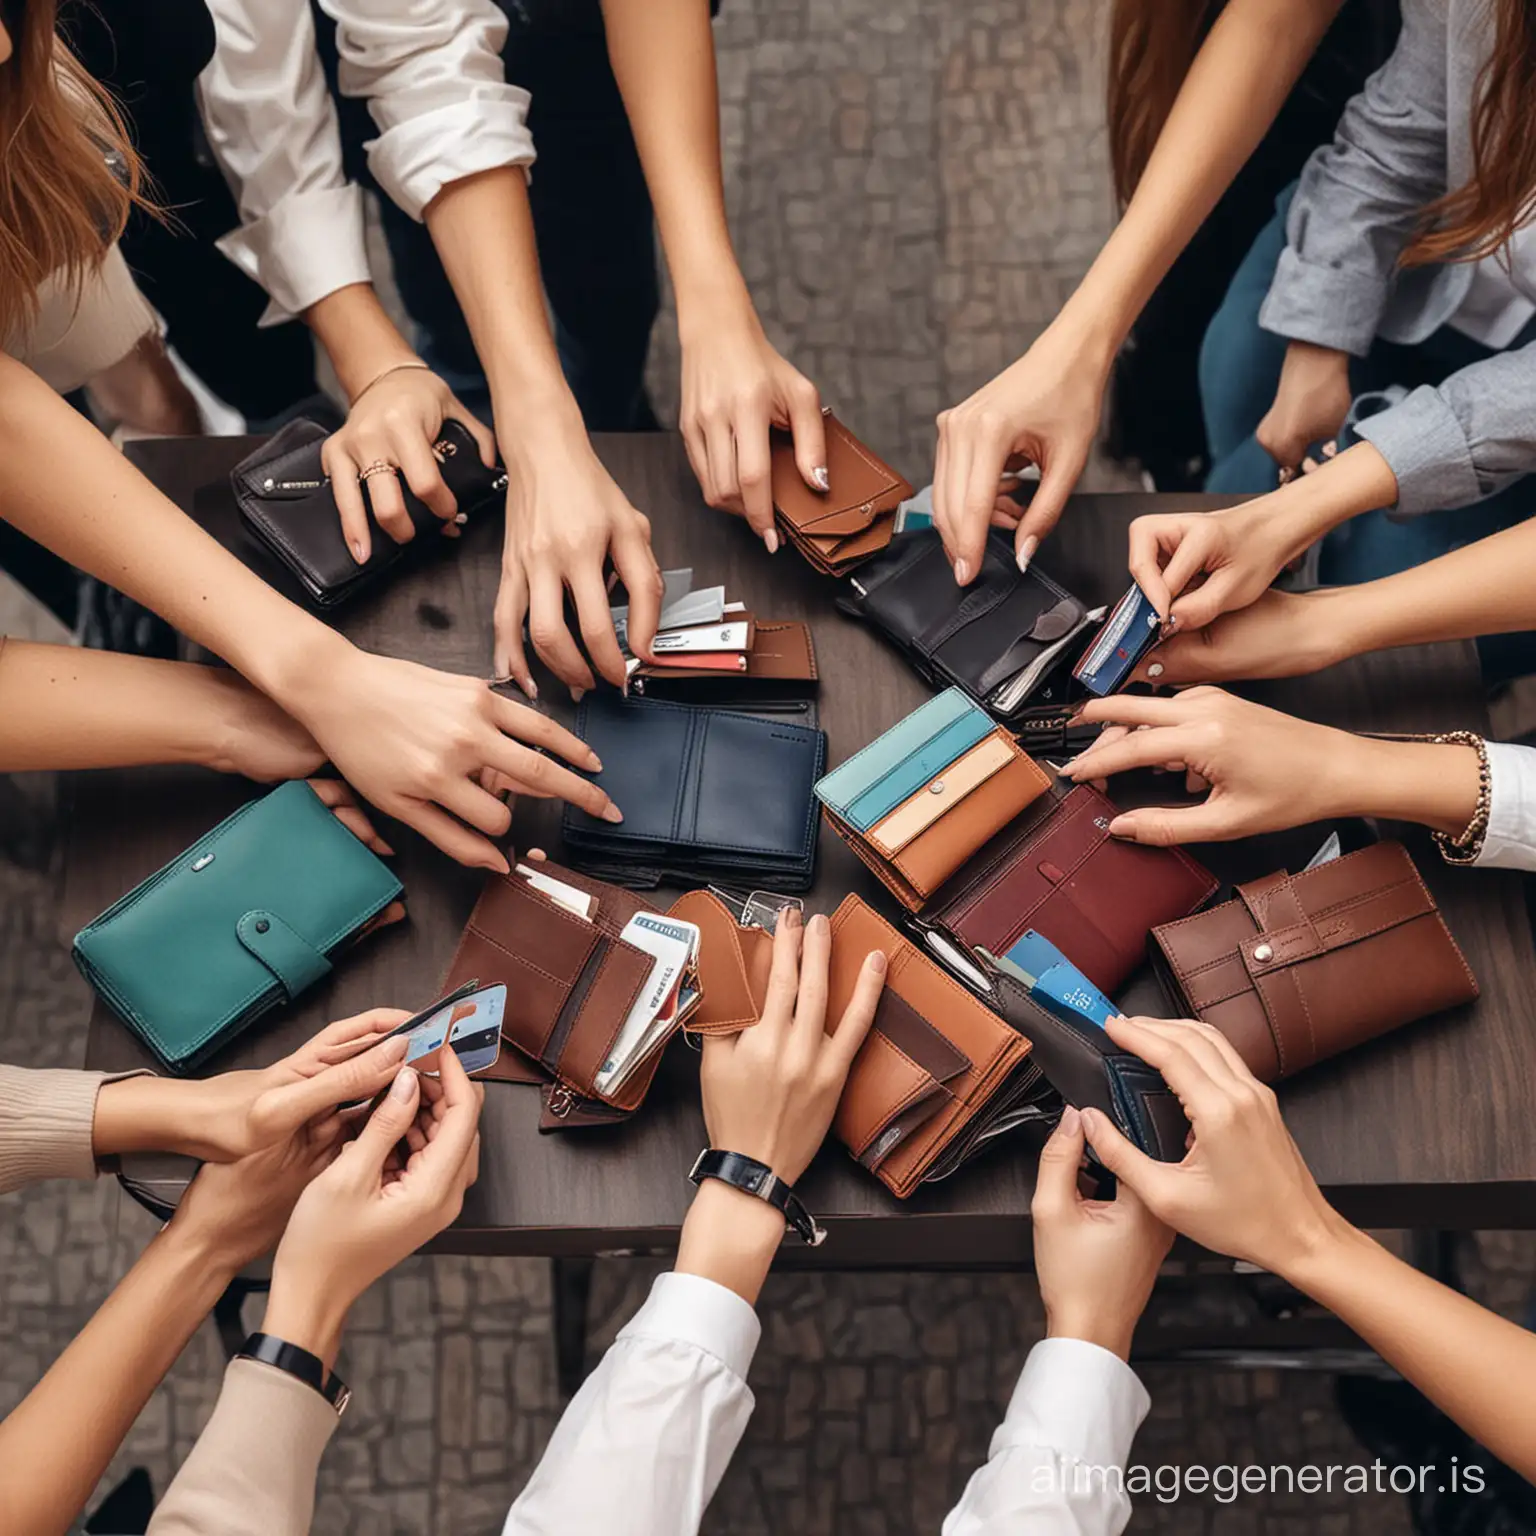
[922,785,1218,995]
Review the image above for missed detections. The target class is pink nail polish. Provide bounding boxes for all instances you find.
[812,466,830,492]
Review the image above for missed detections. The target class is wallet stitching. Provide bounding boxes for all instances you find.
[753,622,819,681]
[943,788,1101,922]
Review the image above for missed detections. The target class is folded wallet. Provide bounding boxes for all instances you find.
[629,618,818,695]
[925,784,1218,995]
[771,414,912,575]
[232,418,506,609]
[72,781,404,1073]
[562,694,826,891]
[1149,839,1478,1081]
[828,896,1052,1197]
[815,688,1052,911]
[838,530,1098,718]
[442,860,776,1118]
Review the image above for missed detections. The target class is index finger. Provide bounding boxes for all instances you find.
[308,1008,414,1060]
[488,691,601,772]
[1065,724,1193,784]
[1126,517,1175,620]
[611,526,662,664]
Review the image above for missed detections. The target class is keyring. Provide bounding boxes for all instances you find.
[359,460,399,482]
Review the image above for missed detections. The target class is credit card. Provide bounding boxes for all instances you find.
[651,621,752,655]
[1072,583,1161,696]
[1000,931,1117,1033]
[593,915,698,1094]
[400,984,507,1075]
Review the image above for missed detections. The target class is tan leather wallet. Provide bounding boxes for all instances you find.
[1149,839,1478,1081]
[629,618,817,686]
[770,414,912,575]
[827,896,1051,1198]
[443,861,774,1122]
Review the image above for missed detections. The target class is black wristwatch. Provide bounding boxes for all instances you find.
[237,1332,351,1416]
[688,1148,826,1247]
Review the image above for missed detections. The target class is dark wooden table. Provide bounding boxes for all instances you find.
[68,434,1536,1262]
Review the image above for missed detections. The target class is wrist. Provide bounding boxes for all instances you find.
[92,1075,201,1160]
[1339,736,1482,836]
[1045,1302,1138,1361]
[262,1278,351,1374]
[675,1177,785,1306]
[1266,1204,1366,1296]
[674,269,757,339]
[159,1202,250,1288]
[491,382,587,460]
[249,625,354,726]
[304,284,418,403]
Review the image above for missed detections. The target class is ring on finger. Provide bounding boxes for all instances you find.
[359,460,399,483]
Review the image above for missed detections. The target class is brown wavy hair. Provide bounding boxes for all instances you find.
[0,0,151,342]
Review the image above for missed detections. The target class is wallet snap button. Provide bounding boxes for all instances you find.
[1253,943,1274,963]
[929,780,946,794]
[255,918,271,935]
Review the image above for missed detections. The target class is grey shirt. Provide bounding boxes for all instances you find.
[1259,0,1536,516]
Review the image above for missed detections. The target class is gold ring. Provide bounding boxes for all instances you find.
[359,460,398,482]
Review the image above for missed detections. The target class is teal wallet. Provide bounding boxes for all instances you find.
[73,780,404,1073]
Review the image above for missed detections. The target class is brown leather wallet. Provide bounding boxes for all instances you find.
[1148,839,1478,1081]
[629,618,818,686]
[443,861,775,1121]
[827,896,1050,1198]
[771,414,912,575]
[925,785,1218,994]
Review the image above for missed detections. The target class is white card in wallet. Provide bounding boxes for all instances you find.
[593,914,699,1095]
[515,863,594,920]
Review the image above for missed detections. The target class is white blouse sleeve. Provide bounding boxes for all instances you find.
[1475,741,1536,873]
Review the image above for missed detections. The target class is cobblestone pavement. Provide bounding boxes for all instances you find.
[5,0,1536,1530]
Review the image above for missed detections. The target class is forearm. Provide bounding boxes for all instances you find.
[1284,1223,1536,1481]
[1329,735,1480,838]
[0,1223,237,1535]
[0,355,346,706]
[1063,0,1344,363]
[304,284,419,405]
[1235,441,1401,563]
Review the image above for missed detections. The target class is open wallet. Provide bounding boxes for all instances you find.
[836,529,1101,719]
[826,896,1055,1197]
[1148,838,1478,1081]
[563,693,826,891]
[628,619,818,697]
[231,419,506,609]
[770,414,913,575]
[815,688,1054,911]
[920,784,1218,996]
[442,860,783,1126]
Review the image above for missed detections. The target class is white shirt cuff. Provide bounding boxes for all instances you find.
[215,185,372,325]
[366,91,536,223]
[1476,741,1536,872]
[617,1273,762,1383]
[993,1339,1150,1472]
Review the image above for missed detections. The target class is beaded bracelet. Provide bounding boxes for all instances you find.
[1418,730,1492,866]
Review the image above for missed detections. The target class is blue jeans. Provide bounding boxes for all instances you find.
[1199,183,1536,682]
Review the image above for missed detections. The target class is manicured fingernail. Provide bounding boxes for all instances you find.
[764,528,780,554]
[523,677,538,701]
[454,512,469,525]
[588,753,603,772]
[812,466,830,492]
[868,949,887,976]
[350,541,366,564]
[571,687,586,704]
[390,1066,418,1101]
[1060,1105,1080,1135]
[1147,662,1164,679]
[954,559,970,584]
[809,913,830,937]
[602,803,624,823]
[1108,815,1133,837]
[378,840,396,857]
[1161,615,1180,636]
[1016,535,1038,573]
[383,1036,409,1062]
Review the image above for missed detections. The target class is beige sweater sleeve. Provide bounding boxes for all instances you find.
[0,1066,140,1195]
[147,1361,339,1536]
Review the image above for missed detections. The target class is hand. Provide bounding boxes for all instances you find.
[321,366,497,565]
[1129,588,1351,687]
[261,1051,483,1366]
[93,1009,414,1163]
[699,909,887,1185]
[168,1115,344,1274]
[281,646,620,871]
[933,321,1108,584]
[679,306,827,552]
[1031,1107,1173,1360]
[1256,342,1353,478]
[496,423,663,696]
[1078,1016,1346,1277]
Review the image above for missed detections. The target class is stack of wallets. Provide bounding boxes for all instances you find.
[814,688,1054,912]
[826,896,1056,1197]
[616,570,819,695]
[563,693,826,891]
[443,860,791,1125]
[837,529,1104,720]
[769,412,913,575]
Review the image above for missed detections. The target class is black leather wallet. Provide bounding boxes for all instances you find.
[561,693,826,890]
[232,418,506,609]
[837,529,1097,719]
[987,967,1190,1164]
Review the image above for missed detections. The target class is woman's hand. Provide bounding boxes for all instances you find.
[1031,1107,1173,1360]
[260,1051,483,1366]
[320,366,497,566]
[679,306,828,552]
[496,422,663,698]
[933,320,1110,584]
[1077,1016,1346,1276]
[280,647,621,871]
[1256,342,1353,478]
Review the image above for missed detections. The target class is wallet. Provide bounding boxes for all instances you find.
[770,414,912,575]
[924,784,1218,995]
[815,688,1053,911]
[1149,839,1478,1081]
[442,860,777,1119]
[827,896,1052,1197]
[629,619,818,696]
[837,530,1098,718]
[232,418,506,608]
[562,694,826,891]
[73,781,404,1073]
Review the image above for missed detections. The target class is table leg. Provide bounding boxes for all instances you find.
[552,1256,596,1398]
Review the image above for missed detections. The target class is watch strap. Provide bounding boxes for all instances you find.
[238,1332,351,1416]
[688,1147,826,1246]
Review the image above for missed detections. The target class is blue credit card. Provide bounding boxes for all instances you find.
[403,984,506,1076]
[1072,583,1161,696]
[1003,930,1118,1033]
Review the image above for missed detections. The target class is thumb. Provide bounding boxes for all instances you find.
[350,1067,421,1171]
[1080,1106,1166,1201]
[787,385,829,494]
[1015,448,1085,565]
[1032,1105,1086,1218]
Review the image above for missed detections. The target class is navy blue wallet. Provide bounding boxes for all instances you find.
[562,694,827,891]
